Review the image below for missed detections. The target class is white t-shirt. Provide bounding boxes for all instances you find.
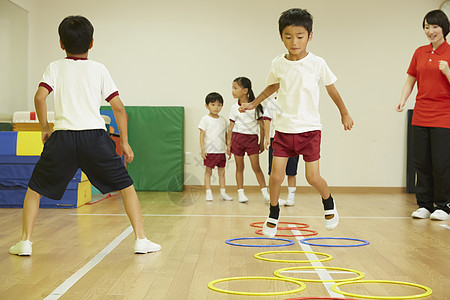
[198,114,228,153]
[229,101,260,135]
[265,52,337,134]
[40,58,118,131]
[262,96,281,139]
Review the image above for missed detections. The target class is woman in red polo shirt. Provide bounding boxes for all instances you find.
[396,10,450,221]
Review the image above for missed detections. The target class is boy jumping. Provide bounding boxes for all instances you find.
[240,8,353,237]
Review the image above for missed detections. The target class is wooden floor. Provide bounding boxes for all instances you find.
[0,187,448,299]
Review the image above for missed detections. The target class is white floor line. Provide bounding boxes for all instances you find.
[69,213,410,219]
[289,224,345,298]
[43,226,133,300]
[440,224,450,230]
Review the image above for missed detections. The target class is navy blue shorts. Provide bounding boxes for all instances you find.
[28,130,133,200]
[268,138,300,176]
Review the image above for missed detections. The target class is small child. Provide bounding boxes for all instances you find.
[198,92,233,201]
[227,77,270,203]
[240,9,353,237]
[263,94,299,206]
[9,16,160,256]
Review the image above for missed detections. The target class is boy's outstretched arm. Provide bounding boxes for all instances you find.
[325,84,354,131]
[264,119,271,150]
[110,96,134,163]
[239,83,279,113]
[34,86,51,143]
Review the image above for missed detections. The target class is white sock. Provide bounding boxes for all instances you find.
[288,187,296,193]
[238,188,245,194]
[206,189,212,195]
[220,188,227,195]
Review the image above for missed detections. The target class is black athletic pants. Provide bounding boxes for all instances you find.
[412,125,450,213]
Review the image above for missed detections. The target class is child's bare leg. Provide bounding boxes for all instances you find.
[269,157,289,206]
[218,167,226,189]
[234,155,245,189]
[204,167,212,190]
[305,160,338,229]
[21,188,41,241]
[287,175,296,188]
[249,154,267,188]
[305,160,330,198]
[119,185,145,239]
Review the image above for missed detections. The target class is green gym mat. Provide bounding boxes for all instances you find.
[101,106,184,191]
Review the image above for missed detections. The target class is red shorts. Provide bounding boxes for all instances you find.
[231,132,259,156]
[204,153,226,168]
[272,130,321,162]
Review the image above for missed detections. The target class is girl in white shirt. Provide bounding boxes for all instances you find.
[227,77,269,203]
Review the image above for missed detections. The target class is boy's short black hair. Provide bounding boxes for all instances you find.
[423,10,450,38]
[279,8,313,36]
[58,16,94,54]
[205,92,223,105]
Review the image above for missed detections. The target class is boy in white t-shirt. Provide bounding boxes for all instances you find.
[9,16,160,256]
[199,92,233,201]
[240,8,354,237]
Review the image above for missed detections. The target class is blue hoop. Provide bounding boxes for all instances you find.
[226,237,295,247]
[300,237,369,247]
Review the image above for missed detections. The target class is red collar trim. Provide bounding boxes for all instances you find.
[65,56,88,60]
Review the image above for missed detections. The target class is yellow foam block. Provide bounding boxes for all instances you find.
[16,131,44,156]
[77,181,92,207]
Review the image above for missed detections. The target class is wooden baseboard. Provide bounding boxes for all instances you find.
[184,185,407,194]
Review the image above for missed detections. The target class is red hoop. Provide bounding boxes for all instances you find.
[250,221,309,230]
[255,228,318,237]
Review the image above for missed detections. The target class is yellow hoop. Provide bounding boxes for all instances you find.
[254,250,333,263]
[208,276,306,296]
[331,280,432,299]
[274,266,365,283]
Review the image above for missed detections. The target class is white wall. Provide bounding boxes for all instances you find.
[6,0,443,187]
[0,0,28,114]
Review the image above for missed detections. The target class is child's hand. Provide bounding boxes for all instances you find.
[121,143,135,163]
[41,130,52,144]
[259,142,265,153]
[264,139,270,151]
[226,147,231,159]
[439,60,450,75]
[201,151,207,160]
[238,102,253,113]
[341,114,354,131]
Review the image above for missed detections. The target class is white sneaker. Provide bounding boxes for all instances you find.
[285,198,295,206]
[134,238,161,254]
[278,199,287,206]
[411,208,431,219]
[261,187,270,203]
[205,191,213,201]
[262,217,279,238]
[324,199,339,230]
[430,209,449,221]
[220,193,233,201]
[238,190,248,203]
[9,240,32,256]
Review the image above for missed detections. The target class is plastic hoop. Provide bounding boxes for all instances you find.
[300,237,369,247]
[250,221,309,230]
[255,228,318,237]
[331,280,433,299]
[254,250,333,263]
[274,266,365,283]
[208,276,306,296]
[284,297,357,300]
[225,237,294,247]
